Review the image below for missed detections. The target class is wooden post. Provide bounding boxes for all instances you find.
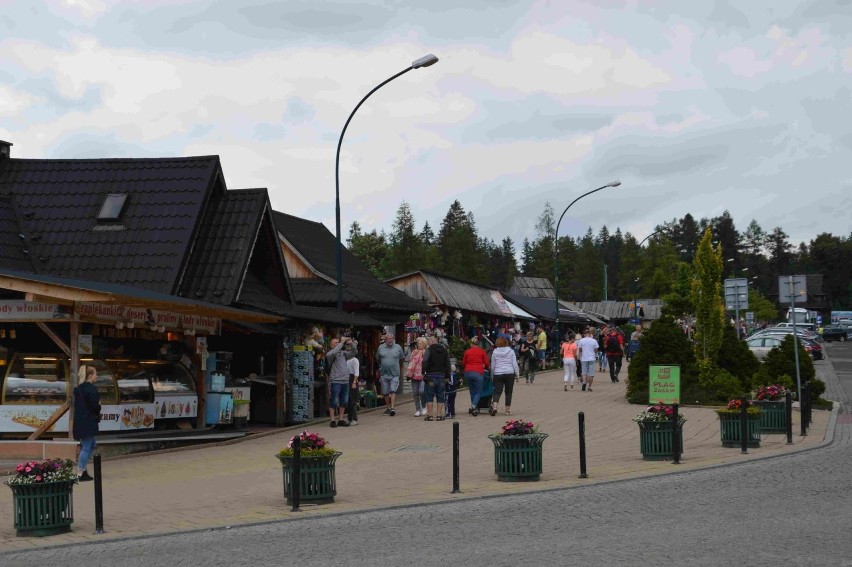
[277,341,286,426]
[69,319,79,440]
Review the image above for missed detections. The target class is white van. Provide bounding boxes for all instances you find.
[776,322,815,332]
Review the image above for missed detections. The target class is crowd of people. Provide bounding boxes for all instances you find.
[322,322,639,428]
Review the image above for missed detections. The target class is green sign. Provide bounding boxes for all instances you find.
[649,365,681,404]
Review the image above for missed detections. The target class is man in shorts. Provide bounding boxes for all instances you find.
[577,328,599,392]
[376,333,404,416]
[536,326,548,369]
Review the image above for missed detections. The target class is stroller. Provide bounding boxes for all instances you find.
[477,370,494,410]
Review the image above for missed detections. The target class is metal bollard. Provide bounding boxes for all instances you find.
[578,412,588,478]
[671,403,680,465]
[800,383,809,436]
[804,383,812,429]
[740,396,748,454]
[93,454,105,534]
[291,436,301,512]
[785,391,793,445]
[452,421,460,493]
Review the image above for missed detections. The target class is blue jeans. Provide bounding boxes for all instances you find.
[599,351,608,370]
[424,374,447,404]
[329,382,350,410]
[79,437,97,471]
[410,379,425,412]
[465,371,484,408]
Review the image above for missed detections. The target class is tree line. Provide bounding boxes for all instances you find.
[347,201,852,310]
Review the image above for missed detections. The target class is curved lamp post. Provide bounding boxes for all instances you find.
[553,181,621,328]
[631,227,669,322]
[335,53,439,310]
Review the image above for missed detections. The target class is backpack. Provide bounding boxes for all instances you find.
[605,334,621,354]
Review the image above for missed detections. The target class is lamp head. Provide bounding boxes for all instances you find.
[412,54,439,69]
[607,181,622,188]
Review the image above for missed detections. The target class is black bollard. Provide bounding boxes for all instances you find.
[800,383,809,437]
[804,382,812,430]
[785,391,793,445]
[93,454,104,534]
[740,396,748,454]
[578,412,588,478]
[671,403,680,465]
[452,421,460,493]
[291,436,301,512]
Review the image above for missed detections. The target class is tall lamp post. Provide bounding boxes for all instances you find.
[632,227,669,322]
[553,181,621,329]
[335,53,439,310]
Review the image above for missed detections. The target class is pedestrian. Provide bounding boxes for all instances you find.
[519,332,537,383]
[444,363,458,419]
[561,334,579,391]
[604,326,625,383]
[577,328,599,392]
[326,337,351,427]
[461,336,489,416]
[346,341,360,426]
[489,337,520,415]
[536,326,548,370]
[597,327,609,372]
[73,364,101,481]
[376,333,405,416]
[421,336,451,421]
[405,337,427,417]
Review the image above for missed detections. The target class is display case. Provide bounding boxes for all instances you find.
[108,359,197,421]
[84,359,119,405]
[1,354,70,405]
[0,354,71,434]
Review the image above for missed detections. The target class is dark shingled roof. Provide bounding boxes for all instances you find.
[180,189,272,305]
[0,156,221,294]
[0,193,32,272]
[272,210,426,314]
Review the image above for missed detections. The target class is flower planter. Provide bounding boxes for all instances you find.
[718,413,761,447]
[6,480,75,537]
[488,433,548,481]
[755,400,786,433]
[277,452,342,504]
[638,421,684,460]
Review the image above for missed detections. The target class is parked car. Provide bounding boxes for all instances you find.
[800,338,824,360]
[746,336,784,360]
[821,325,848,342]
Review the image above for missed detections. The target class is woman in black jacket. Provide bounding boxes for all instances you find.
[73,365,101,481]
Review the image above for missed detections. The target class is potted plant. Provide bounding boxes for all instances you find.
[487,419,548,481]
[752,384,789,433]
[276,430,341,504]
[716,399,761,447]
[633,403,686,460]
[4,458,77,536]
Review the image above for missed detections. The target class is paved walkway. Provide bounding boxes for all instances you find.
[0,360,833,552]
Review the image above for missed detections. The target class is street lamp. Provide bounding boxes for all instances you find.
[334,53,439,310]
[553,181,621,328]
[632,228,669,322]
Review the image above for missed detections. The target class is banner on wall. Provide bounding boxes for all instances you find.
[0,301,71,321]
[75,304,219,334]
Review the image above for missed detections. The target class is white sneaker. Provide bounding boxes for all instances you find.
[414,410,421,417]
[348,420,358,426]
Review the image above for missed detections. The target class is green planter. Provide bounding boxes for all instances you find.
[6,480,75,537]
[488,433,549,482]
[755,400,787,433]
[277,452,342,504]
[638,421,684,460]
[718,413,761,447]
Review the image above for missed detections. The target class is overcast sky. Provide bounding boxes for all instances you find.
[1,1,850,251]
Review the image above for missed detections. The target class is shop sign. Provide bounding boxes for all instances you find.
[489,291,514,317]
[99,404,156,431]
[0,405,70,433]
[76,303,219,334]
[0,301,71,321]
[154,395,197,419]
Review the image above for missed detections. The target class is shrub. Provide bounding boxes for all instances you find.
[626,316,698,404]
[716,324,759,391]
[761,335,815,383]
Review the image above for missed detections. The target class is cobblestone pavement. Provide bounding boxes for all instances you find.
[0,351,846,563]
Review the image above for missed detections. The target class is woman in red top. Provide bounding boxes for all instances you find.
[461,337,489,416]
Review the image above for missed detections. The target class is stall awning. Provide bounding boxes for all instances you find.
[0,269,281,323]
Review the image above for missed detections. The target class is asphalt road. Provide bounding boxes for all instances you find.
[4,342,852,566]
